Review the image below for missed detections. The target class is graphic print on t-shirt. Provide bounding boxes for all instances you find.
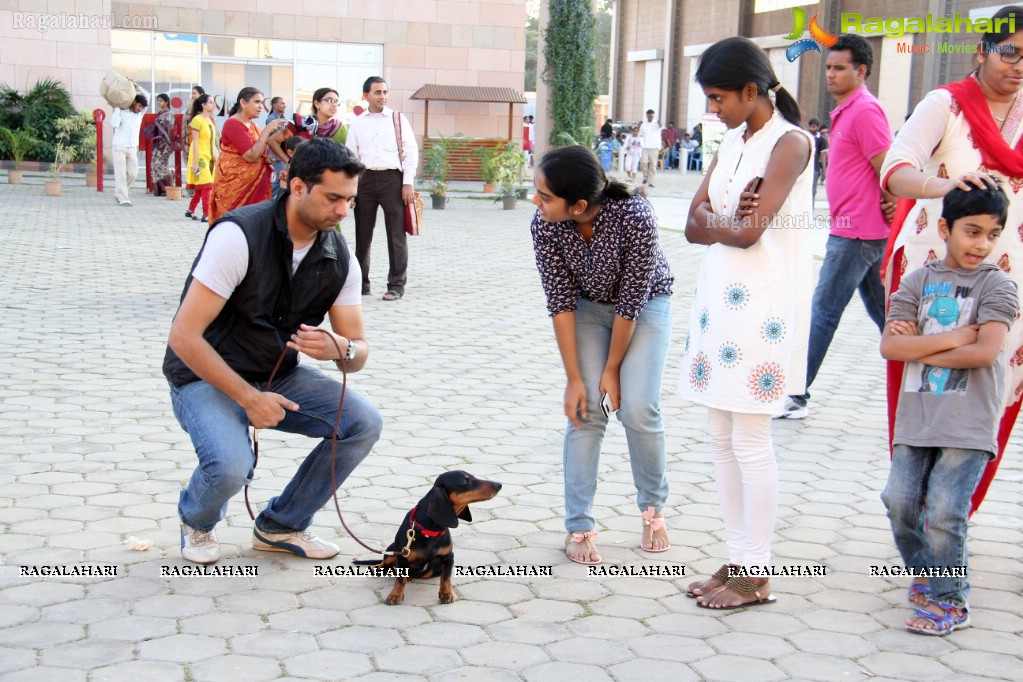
[904,280,975,396]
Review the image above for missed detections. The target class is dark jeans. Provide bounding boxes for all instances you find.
[792,235,887,406]
[355,170,407,295]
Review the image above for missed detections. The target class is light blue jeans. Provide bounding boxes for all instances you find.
[881,444,991,608]
[170,364,383,533]
[564,295,672,532]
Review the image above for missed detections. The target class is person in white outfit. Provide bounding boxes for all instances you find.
[110,94,147,206]
[638,110,662,186]
[679,37,814,610]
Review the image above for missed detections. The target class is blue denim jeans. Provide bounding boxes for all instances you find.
[563,295,672,532]
[792,235,887,406]
[881,444,991,607]
[170,364,383,533]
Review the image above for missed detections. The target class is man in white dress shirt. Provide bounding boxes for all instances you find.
[638,109,662,187]
[346,77,419,301]
[110,93,147,206]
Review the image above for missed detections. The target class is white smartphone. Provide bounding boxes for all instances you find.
[600,392,615,418]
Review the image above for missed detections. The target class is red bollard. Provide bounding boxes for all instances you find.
[92,109,105,192]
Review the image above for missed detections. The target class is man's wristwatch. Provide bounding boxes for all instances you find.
[344,338,357,362]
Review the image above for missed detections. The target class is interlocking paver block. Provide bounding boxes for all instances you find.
[39,639,133,669]
[0,647,36,675]
[191,654,283,682]
[137,633,226,662]
[461,640,550,669]
[693,654,787,682]
[318,625,403,653]
[284,649,373,680]
[88,660,184,682]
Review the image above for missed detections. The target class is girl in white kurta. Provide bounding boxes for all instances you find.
[679,37,814,610]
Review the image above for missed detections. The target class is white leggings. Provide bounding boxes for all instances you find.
[707,407,777,567]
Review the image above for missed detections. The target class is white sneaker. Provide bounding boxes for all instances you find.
[252,528,340,559]
[773,397,809,420]
[181,523,220,564]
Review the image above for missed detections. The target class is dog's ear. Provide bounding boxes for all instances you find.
[423,485,460,528]
[457,505,472,522]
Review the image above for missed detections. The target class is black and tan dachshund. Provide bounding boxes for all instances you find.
[358,470,501,605]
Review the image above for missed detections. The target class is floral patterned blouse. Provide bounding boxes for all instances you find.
[530,194,674,321]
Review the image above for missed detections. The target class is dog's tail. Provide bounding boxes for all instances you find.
[352,558,384,566]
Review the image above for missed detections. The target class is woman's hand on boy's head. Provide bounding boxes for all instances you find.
[953,171,999,193]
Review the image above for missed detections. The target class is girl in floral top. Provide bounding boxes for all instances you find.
[531,145,674,565]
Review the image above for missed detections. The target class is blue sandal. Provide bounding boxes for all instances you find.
[907,581,929,604]
[905,601,970,636]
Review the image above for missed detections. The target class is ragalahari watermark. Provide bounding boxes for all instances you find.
[12,12,158,33]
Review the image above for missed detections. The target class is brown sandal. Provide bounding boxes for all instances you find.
[686,563,732,598]
[697,575,777,610]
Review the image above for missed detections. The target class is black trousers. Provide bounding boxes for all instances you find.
[354,170,407,294]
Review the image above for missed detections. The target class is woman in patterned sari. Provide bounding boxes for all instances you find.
[149,94,177,196]
[209,87,287,222]
[881,6,1023,518]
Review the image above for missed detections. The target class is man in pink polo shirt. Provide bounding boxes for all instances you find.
[777,34,896,419]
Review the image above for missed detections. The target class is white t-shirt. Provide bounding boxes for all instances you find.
[192,222,362,307]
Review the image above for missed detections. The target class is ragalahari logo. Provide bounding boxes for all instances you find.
[785,7,840,62]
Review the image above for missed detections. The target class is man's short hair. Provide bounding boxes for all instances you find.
[362,76,386,94]
[808,118,821,127]
[288,137,365,189]
[646,109,655,115]
[942,183,1009,229]
[831,34,874,78]
[133,94,148,108]
[270,96,284,107]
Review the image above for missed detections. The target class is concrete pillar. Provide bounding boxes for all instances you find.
[534,0,551,162]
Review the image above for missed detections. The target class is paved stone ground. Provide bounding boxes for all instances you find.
[0,170,1021,681]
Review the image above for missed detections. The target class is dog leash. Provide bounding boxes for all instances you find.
[245,328,385,556]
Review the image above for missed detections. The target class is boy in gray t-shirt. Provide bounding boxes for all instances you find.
[880,184,1018,637]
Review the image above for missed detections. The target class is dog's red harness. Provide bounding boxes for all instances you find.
[409,505,447,538]
[396,505,447,558]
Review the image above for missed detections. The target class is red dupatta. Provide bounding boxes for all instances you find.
[882,75,1023,515]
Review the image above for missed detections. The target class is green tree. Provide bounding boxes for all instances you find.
[594,0,613,96]
[542,0,600,146]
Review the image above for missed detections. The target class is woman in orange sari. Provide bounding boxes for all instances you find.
[209,87,287,222]
[881,6,1023,516]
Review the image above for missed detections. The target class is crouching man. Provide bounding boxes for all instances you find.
[163,138,382,564]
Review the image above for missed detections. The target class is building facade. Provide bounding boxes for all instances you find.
[1,0,526,147]
[611,0,1005,133]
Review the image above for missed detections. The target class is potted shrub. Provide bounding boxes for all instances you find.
[422,134,463,210]
[492,143,527,210]
[0,126,38,184]
[474,145,502,193]
[429,181,447,210]
[46,112,92,196]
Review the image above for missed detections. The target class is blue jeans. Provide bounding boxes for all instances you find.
[792,235,887,406]
[564,295,672,532]
[665,146,678,169]
[170,364,383,533]
[881,444,990,608]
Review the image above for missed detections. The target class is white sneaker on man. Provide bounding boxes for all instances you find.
[252,528,340,559]
[180,523,220,564]
[773,397,809,420]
